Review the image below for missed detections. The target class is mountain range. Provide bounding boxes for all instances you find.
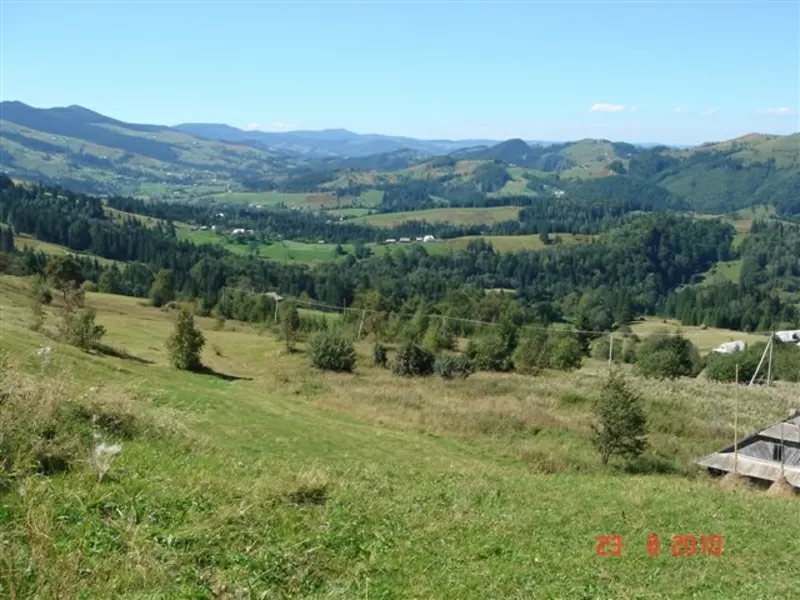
[1,101,797,206]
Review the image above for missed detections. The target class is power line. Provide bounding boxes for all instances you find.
[250,288,778,340]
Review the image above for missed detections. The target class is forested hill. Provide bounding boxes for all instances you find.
[1,177,797,333]
[2,102,798,220]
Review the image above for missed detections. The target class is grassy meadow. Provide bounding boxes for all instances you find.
[206,189,384,211]
[355,206,522,228]
[1,274,799,598]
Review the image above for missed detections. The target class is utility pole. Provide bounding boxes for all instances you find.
[767,332,774,387]
[608,333,614,369]
[357,309,367,338]
[734,363,739,475]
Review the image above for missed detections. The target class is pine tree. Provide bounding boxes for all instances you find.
[592,372,648,465]
[166,307,205,371]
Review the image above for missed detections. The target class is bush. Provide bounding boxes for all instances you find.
[774,342,800,382]
[435,354,474,379]
[373,343,388,368]
[392,342,435,377]
[280,301,301,350]
[592,372,648,465]
[466,331,514,372]
[549,336,583,371]
[705,344,763,383]
[61,308,106,350]
[309,331,356,372]
[149,269,175,308]
[635,334,701,379]
[166,307,205,371]
[422,319,456,353]
[591,334,639,364]
[513,331,550,375]
[31,277,52,305]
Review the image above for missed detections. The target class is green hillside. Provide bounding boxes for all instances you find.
[3,276,800,598]
[0,102,294,199]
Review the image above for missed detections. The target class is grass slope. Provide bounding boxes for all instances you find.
[1,275,799,598]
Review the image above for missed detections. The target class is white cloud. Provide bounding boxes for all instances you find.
[673,106,687,113]
[702,108,718,117]
[757,107,794,116]
[589,103,625,113]
[630,105,638,112]
[243,122,263,131]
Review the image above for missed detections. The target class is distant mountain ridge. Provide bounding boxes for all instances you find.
[1,101,797,208]
[175,122,503,157]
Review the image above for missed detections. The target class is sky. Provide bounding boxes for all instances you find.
[2,1,798,144]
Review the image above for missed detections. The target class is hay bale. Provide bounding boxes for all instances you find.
[766,476,796,497]
[720,472,749,490]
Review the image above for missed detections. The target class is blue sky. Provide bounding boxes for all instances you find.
[2,1,798,144]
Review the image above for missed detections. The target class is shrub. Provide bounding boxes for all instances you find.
[166,307,205,371]
[31,277,53,306]
[422,319,456,353]
[373,343,388,368]
[309,331,356,372]
[435,354,474,379]
[773,342,800,383]
[149,269,175,308]
[466,331,514,372]
[548,336,583,371]
[705,345,763,383]
[591,372,648,465]
[392,342,435,377]
[513,331,550,375]
[61,308,106,350]
[635,334,701,379]
[280,302,301,351]
[591,334,639,364]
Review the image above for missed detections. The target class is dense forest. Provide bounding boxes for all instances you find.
[2,177,797,333]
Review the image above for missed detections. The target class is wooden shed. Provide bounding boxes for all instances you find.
[696,412,800,488]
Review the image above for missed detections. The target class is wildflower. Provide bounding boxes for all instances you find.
[92,442,122,482]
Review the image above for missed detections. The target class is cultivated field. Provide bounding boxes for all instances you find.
[1,275,799,598]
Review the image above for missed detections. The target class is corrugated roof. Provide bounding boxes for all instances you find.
[696,453,800,486]
[696,413,800,487]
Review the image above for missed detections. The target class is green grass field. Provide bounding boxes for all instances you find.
[630,317,766,353]
[355,206,522,228]
[177,226,352,262]
[13,233,121,266]
[208,191,332,208]
[206,189,384,211]
[2,274,799,597]
[699,259,743,287]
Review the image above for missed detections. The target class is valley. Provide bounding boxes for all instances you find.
[1,104,799,600]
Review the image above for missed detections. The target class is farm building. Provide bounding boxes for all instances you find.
[775,330,800,343]
[696,412,800,488]
[712,340,746,354]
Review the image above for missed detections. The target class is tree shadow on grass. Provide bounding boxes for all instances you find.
[196,365,252,382]
[92,343,154,365]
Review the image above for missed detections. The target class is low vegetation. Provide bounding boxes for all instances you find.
[1,276,800,597]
